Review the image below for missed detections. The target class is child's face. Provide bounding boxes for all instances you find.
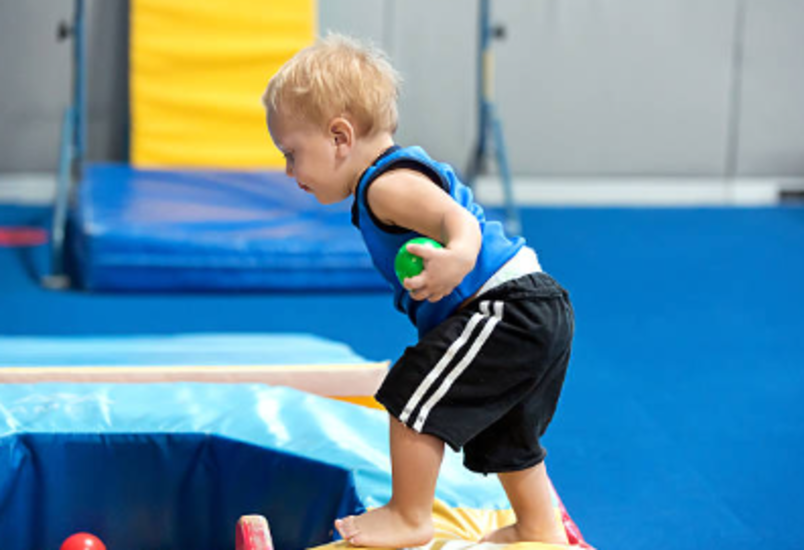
[267,109,355,205]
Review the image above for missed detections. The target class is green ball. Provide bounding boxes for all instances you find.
[394,237,443,283]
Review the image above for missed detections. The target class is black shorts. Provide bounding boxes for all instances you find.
[375,272,574,474]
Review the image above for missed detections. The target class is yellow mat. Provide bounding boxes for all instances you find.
[311,499,590,550]
[130,0,315,168]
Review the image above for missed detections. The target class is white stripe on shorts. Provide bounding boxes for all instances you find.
[400,301,504,432]
[399,305,486,425]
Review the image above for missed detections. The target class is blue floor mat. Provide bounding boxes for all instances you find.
[70,164,386,291]
[2,204,803,550]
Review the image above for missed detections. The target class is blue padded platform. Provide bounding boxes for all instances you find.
[70,164,387,291]
[0,333,370,367]
[0,383,509,550]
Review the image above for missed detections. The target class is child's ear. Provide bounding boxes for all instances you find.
[329,117,354,152]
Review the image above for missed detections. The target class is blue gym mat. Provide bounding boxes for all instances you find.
[0,383,511,550]
[0,333,369,367]
[70,164,387,291]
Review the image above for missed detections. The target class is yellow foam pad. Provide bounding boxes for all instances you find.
[130,0,315,168]
[330,395,386,410]
[311,499,577,550]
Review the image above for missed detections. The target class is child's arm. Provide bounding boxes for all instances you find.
[367,169,482,302]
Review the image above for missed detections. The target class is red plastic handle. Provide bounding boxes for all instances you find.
[236,515,273,550]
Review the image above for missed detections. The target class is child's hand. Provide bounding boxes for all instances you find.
[402,242,475,302]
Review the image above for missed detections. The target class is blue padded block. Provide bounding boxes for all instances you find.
[0,383,509,550]
[0,333,369,367]
[70,164,388,291]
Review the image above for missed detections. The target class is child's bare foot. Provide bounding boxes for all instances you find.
[480,522,569,546]
[335,505,434,548]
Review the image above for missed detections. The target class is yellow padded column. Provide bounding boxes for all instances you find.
[130,0,315,168]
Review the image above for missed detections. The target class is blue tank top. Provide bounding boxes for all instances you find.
[352,146,524,336]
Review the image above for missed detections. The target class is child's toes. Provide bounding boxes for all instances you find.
[335,516,359,541]
[347,532,368,547]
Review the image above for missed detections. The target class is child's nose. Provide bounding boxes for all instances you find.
[285,163,294,178]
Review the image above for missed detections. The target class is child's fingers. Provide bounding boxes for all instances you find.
[403,275,433,301]
[406,243,441,260]
[403,274,426,291]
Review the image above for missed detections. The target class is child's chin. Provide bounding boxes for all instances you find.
[317,195,346,205]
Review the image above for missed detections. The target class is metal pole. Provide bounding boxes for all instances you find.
[492,104,521,234]
[724,0,747,203]
[44,0,85,289]
[467,0,490,186]
[48,108,75,287]
[73,0,87,179]
[478,0,521,234]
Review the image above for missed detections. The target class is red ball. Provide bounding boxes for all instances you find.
[60,533,106,550]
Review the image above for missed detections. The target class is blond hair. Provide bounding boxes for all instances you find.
[263,34,401,136]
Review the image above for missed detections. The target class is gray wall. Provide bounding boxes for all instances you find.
[1,0,802,178]
[738,1,804,176]
[0,1,71,172]
[0,1,129,172]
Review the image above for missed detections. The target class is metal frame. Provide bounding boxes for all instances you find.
[44,0,87,289]
[724,0,747,201]
[466,0,521,234]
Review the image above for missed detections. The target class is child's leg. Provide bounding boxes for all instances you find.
[335,416,444,547]
[481,461,568,545]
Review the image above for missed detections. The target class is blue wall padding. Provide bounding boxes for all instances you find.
[0,383,508,550]
[70,164,388,291]
[0,333,369,366]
